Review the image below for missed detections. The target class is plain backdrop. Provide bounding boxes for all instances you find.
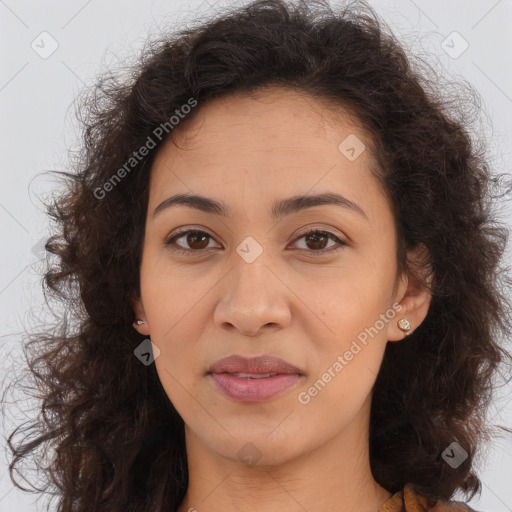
[1,1,511,511]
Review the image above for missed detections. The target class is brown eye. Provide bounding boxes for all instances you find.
[303,232,329,250]
[165,230,219,254]
[292,229,347,255]
[184,231,210,250]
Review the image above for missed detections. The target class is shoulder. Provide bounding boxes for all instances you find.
[380,483,480,512]
[404,483,479,512]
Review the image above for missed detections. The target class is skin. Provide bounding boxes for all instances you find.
[132,85,432,512]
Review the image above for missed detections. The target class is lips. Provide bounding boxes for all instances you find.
[207,354,304,402]
[207,354,303,376]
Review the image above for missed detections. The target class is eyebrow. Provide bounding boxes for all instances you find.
[152,192,367,220]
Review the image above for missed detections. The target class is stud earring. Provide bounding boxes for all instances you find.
[135,320,146,325]
[397,318,411,335]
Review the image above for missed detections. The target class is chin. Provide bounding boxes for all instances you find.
[206,429,306,467]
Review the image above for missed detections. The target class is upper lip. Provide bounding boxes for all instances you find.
[208,355,303,375]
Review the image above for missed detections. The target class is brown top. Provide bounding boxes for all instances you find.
[378,483,477,512]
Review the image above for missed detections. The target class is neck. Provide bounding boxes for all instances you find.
[176,403,392,512]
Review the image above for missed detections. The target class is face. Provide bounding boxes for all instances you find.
[133,86,431,466]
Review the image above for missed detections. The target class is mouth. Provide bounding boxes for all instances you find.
[207,354,305,402]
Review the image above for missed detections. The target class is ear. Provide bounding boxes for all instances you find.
[130,291,150,336]
[388,243,433,342]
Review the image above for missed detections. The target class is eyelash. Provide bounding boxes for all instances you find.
[164,228,348,257]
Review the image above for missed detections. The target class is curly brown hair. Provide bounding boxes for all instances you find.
[4,0,512,511]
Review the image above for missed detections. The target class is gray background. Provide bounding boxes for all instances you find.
[1,0,511,511]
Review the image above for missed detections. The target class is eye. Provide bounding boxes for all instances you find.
[165,229,220,255]
[291,228,348,256]
[164,228,348,256]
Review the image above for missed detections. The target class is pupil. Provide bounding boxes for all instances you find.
[307,233,327,250]
[188,232,209,249]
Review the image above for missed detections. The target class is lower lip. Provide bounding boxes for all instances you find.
[209,373,302,402]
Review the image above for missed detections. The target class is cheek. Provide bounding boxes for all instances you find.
[140,252,211,334]
[310,306,389,394]
[139,263,209,383]
[303,268,395,396]
[297,307,388,432]
[149,310,208,414]
[308,263,392,336]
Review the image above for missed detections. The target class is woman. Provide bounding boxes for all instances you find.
[7,0,512,511]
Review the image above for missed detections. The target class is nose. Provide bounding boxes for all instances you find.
[213,250,292,337]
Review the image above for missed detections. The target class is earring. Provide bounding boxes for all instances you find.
[135,319,146,325]
[397,318,411,335]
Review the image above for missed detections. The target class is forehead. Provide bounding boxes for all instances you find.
[149,86,388,225]
[165,86,370,157]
